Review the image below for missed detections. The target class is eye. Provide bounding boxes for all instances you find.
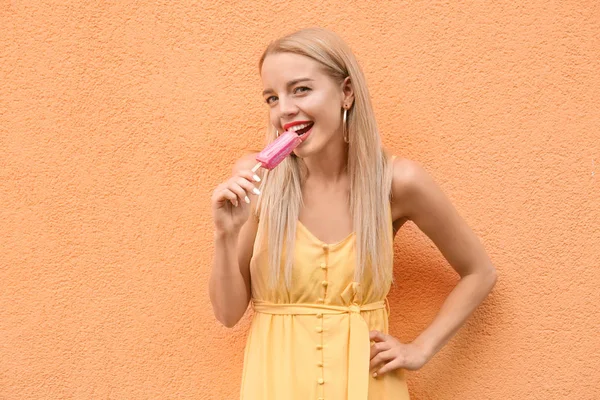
[294,86,311,94]
[264,87,310,105]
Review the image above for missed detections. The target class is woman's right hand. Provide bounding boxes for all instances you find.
[211,170,262,235]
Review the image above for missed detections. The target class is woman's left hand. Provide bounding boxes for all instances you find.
[369,330,430,377]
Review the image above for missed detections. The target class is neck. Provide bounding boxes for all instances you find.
[300,142,349,184]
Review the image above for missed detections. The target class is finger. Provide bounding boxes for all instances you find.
[218,188,239,207]
[228,182,250,205]
[375,358,402,377]
[211,183,226,200]
[234,177,261,196]
[237,170,262,184]
[370,341,391,359]
[369,330,387,343]
[370,349,395,370]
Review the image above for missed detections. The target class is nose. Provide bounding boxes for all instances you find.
[277,95,298,120]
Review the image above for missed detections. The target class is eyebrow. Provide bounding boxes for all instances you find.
[262,78,314,96]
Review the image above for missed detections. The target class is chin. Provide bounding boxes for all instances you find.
[292,147,308,159]
[292,137,313,158]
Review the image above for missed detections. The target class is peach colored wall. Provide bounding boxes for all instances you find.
[1,1,598,399]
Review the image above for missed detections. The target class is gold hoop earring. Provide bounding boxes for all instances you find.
[343,108,349,143]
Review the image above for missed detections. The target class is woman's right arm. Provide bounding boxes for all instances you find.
[209,152,262,328]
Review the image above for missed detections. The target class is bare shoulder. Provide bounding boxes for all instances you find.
[388,155,497,279]
[389,156,436,220]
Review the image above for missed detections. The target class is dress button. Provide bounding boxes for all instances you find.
[322,244,329,250]
[320,262,327,269]
[317,361,323,367]
[316,326,323,333]
[321,280,328,287]
[316,345,323,350]
[317,378,324,385]
[316,313,323,318]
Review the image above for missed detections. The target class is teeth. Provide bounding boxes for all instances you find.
[289,123,312,132]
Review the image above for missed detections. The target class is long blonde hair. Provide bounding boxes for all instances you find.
[255,27,394,296]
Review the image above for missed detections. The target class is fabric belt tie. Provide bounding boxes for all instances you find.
[252,297,389,400]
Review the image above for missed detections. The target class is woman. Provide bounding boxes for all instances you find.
[209,27,497,400]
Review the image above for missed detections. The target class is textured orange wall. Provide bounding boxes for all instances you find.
[1,1,599,399]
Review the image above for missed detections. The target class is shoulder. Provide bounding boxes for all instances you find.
[389,155,437,220]
[390,156,429,195]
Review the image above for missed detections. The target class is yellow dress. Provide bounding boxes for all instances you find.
[241,164,410,400]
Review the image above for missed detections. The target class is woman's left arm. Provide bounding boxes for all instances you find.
[370,159,498,376]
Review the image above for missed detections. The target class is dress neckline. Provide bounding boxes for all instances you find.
[297,220,355,248]
[295,155,396,249]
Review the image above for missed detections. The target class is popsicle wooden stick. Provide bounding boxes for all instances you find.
[251,162,262,173]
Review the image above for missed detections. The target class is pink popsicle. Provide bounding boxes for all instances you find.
[252,131,301,172]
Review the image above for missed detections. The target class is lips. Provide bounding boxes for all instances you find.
[283,120,313,131]
[297,124,313,142]
[294,123,313,136]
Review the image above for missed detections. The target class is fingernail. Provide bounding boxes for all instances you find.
[245,196,250,204]
[253,188,261,195]
[253,174,261,182]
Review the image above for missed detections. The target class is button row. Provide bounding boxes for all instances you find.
[317,248,328,398]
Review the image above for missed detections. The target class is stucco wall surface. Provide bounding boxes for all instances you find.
[1,1,599,399]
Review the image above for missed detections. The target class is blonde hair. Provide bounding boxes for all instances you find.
[255,27,394,296]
